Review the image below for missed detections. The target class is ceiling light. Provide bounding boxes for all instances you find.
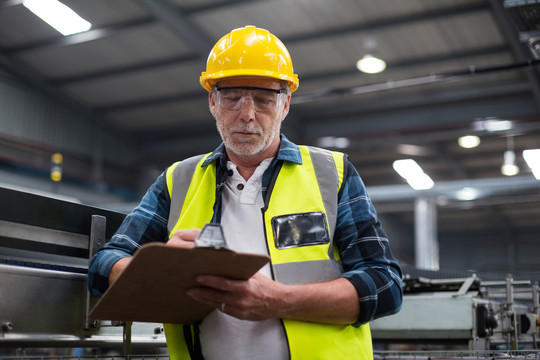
[456,187,479,201]
[458,135,480,149]
[473,119,513,132]
[393,159,434,190]
[316,136,350,149]
[333,137,350,149]
[396,144,432,156]
[523,149,540,180]
[23,0,92,36]
[356,55,386,74]
[501,136,519,176]
[501,150,519,176]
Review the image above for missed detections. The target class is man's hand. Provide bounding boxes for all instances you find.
[108,228,201,286]
[187,273,360,325]
[166,228,200,249]
[187,272,286,321]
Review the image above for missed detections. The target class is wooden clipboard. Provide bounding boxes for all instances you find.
[89,242,270,325]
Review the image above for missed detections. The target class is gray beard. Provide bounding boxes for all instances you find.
[217,124,280,157]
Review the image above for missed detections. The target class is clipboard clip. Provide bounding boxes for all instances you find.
[195,223,229,249]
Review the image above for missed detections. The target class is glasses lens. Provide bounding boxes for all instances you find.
[217,88,282,112]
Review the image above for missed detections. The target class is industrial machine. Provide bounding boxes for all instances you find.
[0,187,167,356]
[371,270,540,356]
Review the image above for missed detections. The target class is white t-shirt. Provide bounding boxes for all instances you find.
[198,159,289,360]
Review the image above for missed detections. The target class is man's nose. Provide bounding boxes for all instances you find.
[238,96,256,120]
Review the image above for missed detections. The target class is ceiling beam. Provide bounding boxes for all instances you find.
[182,0,266,13]
[281,2,490,43]
[293,60,539,106]
[2,17,155,53]
[302,45,510,82]
[293,80,533,122]
[134,0,213,56]
[488,0,540,108]
[95,91,204,112]
[51,54,200,85]
[368,176,540,202]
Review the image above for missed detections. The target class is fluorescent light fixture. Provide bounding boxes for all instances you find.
[316,136,350,149]
[396,144,431,156]
[473,119,513,132]
[523,149,540,180]
[456,187,479,201]
[23,0,91,36]
[458,135,480,149]
[393,159,434,190]
[356,54,386,74]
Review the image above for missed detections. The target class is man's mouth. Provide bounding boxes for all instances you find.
[236,132,256,135]
[232,128,261,136]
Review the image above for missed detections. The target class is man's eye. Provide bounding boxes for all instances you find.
[254,96,275,104]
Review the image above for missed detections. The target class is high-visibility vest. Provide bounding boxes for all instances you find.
[163,146,372,360]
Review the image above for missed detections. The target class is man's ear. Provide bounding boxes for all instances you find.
[280,93,291,121]
[209,91,217,117]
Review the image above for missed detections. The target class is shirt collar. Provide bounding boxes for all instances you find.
[201,134,302,168]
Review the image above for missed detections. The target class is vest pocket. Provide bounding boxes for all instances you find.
[272,212,330,249]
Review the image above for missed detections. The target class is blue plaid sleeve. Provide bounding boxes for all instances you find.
[87,172,170,296]
[335,160,403,325]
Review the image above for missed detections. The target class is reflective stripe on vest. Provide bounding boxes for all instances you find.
[269,146,344,286]
[163,146,372,360]
[166,153,214,236]
[166,154,207,234]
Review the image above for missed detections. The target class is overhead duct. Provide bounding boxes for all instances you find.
[367,175,540,203]
[503,0,540,58]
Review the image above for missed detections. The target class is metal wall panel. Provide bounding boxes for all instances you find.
[0,72,135,166]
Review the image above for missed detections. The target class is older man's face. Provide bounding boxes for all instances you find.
[209,77,290,158]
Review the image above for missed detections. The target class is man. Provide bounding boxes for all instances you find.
[88,25,402,360]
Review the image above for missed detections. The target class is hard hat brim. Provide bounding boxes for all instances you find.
[200,69,299,93]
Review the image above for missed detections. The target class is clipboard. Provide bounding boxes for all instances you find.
[89,242,270,325]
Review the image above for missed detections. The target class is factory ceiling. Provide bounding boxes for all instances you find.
[0,0,539,250]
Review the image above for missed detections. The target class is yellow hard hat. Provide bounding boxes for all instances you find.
[200,25,299,93]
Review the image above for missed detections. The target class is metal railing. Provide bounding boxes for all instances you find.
[374,350,540,359]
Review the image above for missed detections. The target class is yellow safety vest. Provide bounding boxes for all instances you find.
[163,146,372,360]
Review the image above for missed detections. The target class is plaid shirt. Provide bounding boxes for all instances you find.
[88,135,403,325]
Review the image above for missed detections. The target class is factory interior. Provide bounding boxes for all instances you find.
[1,0,540,358]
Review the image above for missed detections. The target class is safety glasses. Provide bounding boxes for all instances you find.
[213,86,286,112]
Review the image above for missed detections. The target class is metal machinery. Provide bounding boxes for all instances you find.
[371,271,540,358]
[0,187,166,356]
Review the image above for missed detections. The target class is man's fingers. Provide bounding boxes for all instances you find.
[166,228,201,248]
[174,228,201,240]
[196,274,237,290]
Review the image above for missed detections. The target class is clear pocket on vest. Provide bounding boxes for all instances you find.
[272,212,330,249]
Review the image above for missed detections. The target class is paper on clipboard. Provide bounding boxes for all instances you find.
[89,242,270,325]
